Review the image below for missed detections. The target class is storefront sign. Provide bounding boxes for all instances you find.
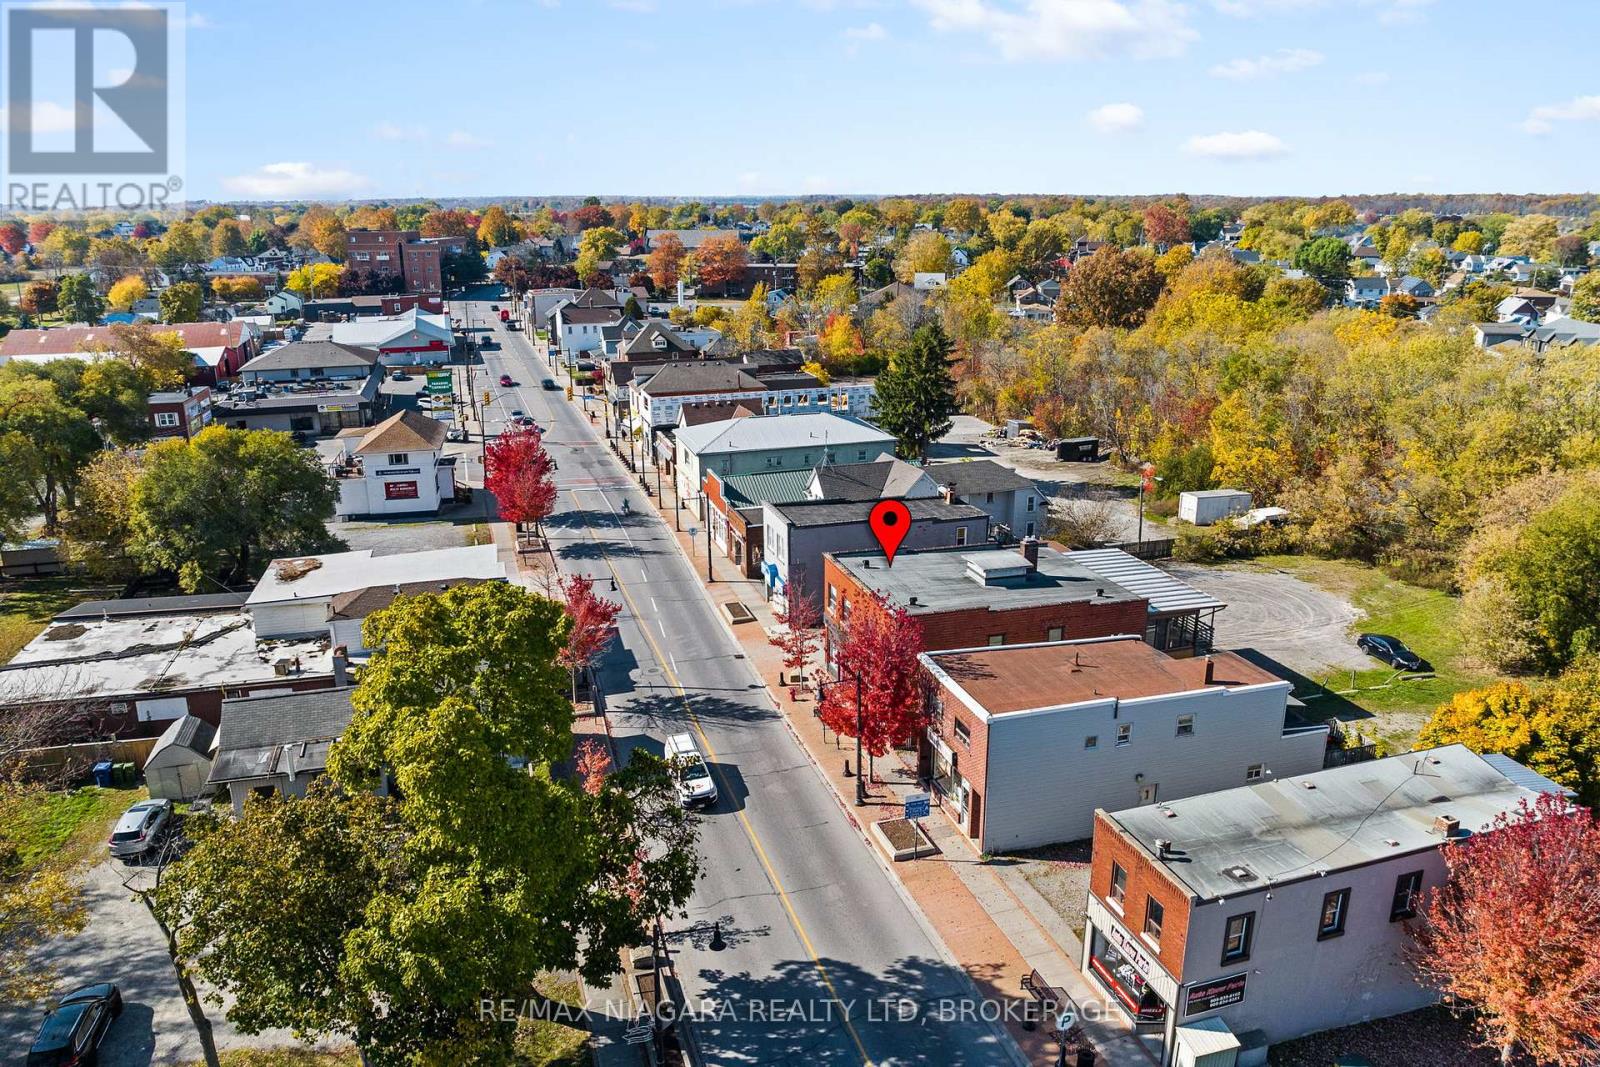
[318,402,358,413]
[1185,973,1247,1015]
[376,468,421,476]
[384,480,419,500]
[1104,915,1159,984]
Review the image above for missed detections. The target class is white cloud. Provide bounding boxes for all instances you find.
[912,0,1196,61]
[445,130,493,149]
[1210,0,1321,14]
[0,101,80,134]
[185,12,214,28]
[372,121,428,142]
[1522,95,1600,135]
[221,162,371,199]
[843,21,888,39]
[607,0,656,10]
[1086,101,1143,132]
[1208,47,1322,79]
[1183,129,1289,160]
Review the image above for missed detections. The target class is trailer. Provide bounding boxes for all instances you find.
[1178,489,1253,526]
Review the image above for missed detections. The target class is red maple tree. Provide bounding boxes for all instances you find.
[575,738,611,795]
[484,427,557,531]
[1410,790,1600,1066]
[558,573,621,697]
[819,592,928,780]
[770,588,820,685]
[0,222,25,256]
[695,234,748,297]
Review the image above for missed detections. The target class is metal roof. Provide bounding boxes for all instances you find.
[720,470,814,508]
[830,544,1140,616]
[247,545,505,606]
[1479,752,1574,798]
[1066,549,1225,615]
[1106,745,1552,900]
[674,412,894,457]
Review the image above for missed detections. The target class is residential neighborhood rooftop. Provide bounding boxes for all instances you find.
[773,497,986,529]
[830,543,1143,614]
[238,340,379,374]
[925,459,1037,495]
[209,687,356,786]
[812,458,930,501]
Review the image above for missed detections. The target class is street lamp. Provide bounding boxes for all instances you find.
[815,669,867,806]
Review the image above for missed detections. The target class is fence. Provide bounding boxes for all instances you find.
[14,737,159,782]
[1101,538,1175,561]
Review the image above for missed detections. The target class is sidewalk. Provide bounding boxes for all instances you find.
[632,453,1159,1067]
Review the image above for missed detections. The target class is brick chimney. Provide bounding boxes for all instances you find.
[332,645,350,687]
[1203,655,1215,685]
[1020,536,1040,571]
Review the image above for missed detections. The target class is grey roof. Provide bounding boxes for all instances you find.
[674,412,895,457]
[1479,752,1575,798]
[209,687,355,785]
[773,498,986,530]
[55,592,248,620]
[149,714,217,762]
[926,459,1037,496]
[756,372,826,391]
[1105,745,1558,900]
[812,458,931,502]
[239,340,378,374]
[619,321,696,357]
[1067,548,1225,615]
[829,544,1141,616]
[638,363,765,396]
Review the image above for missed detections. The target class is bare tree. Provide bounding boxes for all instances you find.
[1045,493,1124,549]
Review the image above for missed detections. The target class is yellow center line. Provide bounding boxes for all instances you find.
[568,490,875,1067]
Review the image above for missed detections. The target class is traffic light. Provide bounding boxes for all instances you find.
[482,390,490,406]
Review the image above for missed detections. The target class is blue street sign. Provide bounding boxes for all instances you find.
[904,793,931,820]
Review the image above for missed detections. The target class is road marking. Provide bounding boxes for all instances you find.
[567,489,875,1067]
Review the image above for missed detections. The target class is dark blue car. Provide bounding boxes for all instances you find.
[1357,633,1423,671]
[27,983,122,1066]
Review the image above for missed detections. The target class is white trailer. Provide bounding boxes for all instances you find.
[1178,489,1253,526]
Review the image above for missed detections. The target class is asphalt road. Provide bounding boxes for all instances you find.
[458,291,1021,1067]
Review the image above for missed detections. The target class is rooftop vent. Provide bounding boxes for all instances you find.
[908,596,919,607]
[1223,864,1258,883]
[1154,838,1172,858]
[1301,781,1317,790]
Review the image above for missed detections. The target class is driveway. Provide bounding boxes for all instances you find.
[0,860,315,1066]
[1167,562,1371,675]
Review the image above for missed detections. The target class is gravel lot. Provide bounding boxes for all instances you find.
[1167,561,1371,676]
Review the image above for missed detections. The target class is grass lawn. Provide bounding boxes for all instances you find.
[11,784,147,873]
[516,972,590,1067]
[1254,555,1502,749]
[0,575,121,662]
[191,1050,360,1067]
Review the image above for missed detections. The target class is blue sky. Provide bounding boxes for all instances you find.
[185,0,1600,201]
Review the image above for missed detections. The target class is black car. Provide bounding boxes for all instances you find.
[1356,633,1423,671]
[28,983,122,1066]
[542,379,558,390]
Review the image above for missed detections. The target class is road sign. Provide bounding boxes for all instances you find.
[623,1023,653,1045]
[904,793,931,820]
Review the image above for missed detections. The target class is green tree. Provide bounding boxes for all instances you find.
[153,221,209,270]
[874,322,960,461]
[893,231,953,281]
[210,219,248,258]
[575,226,624,280]
[157,583,699,1064]
[1292,236,1353,292]
[159,281,203,324]
[57,273,105,324]
[0,373,99,531]
[129,426,340,589]
[1570,273,1600,323]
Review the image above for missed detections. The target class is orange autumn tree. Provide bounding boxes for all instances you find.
[1410,791,1600,1065]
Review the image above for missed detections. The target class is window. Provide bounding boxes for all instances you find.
[1245,764,1264,782]
[1108,863,1127,909]
[1025,521,1036,538]
[387,453,409,466]
[826,584,837,613]
[952,717,971,745]
[1318,888,1350,940]
[1390,871,1423,921]
[857,450,867,461]
[153,411,179,428]
[1143,896,1164,946]
[1084,734,1098,749]
[1222,912,1255,964]
[987,634,1005,646]
[1026,495,1035,512]
[985,491,994,503]
[1176,714,1195,737]
[955,526,968,546]
[1047,626,1064,642]
[1116,724,1132,746]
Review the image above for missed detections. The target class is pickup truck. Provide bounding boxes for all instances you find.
[665,733,717,809]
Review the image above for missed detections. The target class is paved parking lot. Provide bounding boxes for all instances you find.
[1167,561,1371,676]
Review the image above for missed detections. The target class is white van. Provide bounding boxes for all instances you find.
[664,732,717,809]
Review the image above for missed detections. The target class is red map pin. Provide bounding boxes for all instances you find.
[868,499,912,566]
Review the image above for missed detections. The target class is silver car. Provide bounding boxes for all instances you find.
[107,798,172,861]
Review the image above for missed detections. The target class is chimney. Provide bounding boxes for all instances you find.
[940,483,955,504]
[1203,655,1214,685]
[332,645,350,687]
[1020,536,1039,571]
[1433,814,1461,838]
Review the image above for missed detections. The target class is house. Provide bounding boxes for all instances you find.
[208,687,357,812]
[1473,321,1533,350]
[328,410,458,517]
[808,458,938,502]
[300,294,446,321]
[0,320,262,384]
[918,635,1328,852]
[147,386,214,440]
[1527,317,1600,352]
[0,593,333,739]
[144,715,217,801]
[551,303,625,359]
[213,340,385,436]
[1082,746,1566,1064]
[265,289,305,317]
[925,460,1044,541]
[674,413,897,521]
[238,340,380,385]
[761,498,990,611]
[1343,276,1387,306]
[246,544,507,642]
[322,309,454,366]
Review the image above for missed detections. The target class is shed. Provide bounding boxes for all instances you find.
[144,714,217,801]
[1177,489,1252,526]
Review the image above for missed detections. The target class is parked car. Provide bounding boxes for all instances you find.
[107,798,172,861]
[489,304,499,312]
[27,983,123,1066]
[390,371,411,381]
[499,374,514,387]
[1356,633,1423,671]
[509,409,525,421]
[542,379,558,390]
[665,733,717,809]
[446,426,467,442]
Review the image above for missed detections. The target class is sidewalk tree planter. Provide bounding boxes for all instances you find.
[770,589,821,686]
[871,817,937,862]
[559,573,621,701]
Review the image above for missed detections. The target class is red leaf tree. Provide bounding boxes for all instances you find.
[558,573,621,698]
[1410,791,1600,1066]
[770,588,820,686]
[819,591,928,781]
[695,234,748,297]
[484,427,557,532]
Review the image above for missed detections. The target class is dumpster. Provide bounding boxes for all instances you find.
[1056,437,1100,462]
[92,760,114,788]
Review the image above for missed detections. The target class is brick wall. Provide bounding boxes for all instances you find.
[929,677,991,840]
[1089,810,1193,976]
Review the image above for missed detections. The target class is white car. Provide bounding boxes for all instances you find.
[107,798,172,860]
[664,733,717,809]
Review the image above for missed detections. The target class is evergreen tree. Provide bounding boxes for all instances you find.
[873,322,959,462]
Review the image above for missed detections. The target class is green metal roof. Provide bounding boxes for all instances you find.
[720,469,814,508]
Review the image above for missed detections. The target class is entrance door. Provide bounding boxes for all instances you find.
[1138,784,1159,805]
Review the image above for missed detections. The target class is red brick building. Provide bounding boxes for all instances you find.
[345,230,465,294]
[147,385,213,440]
